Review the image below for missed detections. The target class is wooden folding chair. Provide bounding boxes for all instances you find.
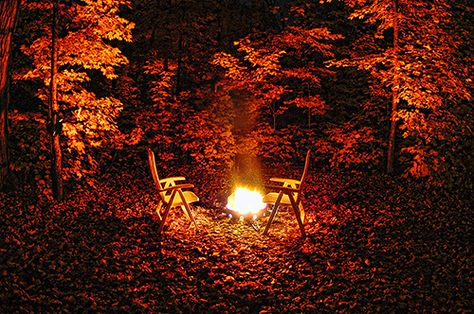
[262,150,310,238]
[147,148,199,233]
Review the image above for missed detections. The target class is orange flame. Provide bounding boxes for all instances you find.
[226,186,266,216]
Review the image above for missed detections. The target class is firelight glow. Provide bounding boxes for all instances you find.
[226,187,266,216]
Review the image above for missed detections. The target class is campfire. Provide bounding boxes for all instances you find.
[226,186,266,219]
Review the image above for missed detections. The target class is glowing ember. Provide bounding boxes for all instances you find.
[226,187,266,216]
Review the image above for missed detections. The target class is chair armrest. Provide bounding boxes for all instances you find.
[160,177,187,188]
[265,184,299,193]
[161,183,194,192]
[160,176,186,184]
[270,177,301,185]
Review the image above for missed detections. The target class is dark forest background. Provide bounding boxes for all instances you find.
[0,0,471,200]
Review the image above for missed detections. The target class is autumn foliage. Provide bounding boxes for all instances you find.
[3,0,470,191]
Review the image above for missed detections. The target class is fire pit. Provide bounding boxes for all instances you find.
[225,186,267,222]
[224,153,267,230]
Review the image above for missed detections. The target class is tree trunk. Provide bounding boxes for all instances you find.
[175,3,186,96]
[49,0,63,200]
[272,110,277,131]
[175,32,183,95]
[308,108,311,129]
[0,0,20,190]
[387,0,399,174]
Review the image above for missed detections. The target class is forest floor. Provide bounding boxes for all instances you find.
[1,153,472,313]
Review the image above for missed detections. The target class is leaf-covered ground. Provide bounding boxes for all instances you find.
[1,155,472,312]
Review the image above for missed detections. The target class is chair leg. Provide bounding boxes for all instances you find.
[288,194,306,238]
[178,190,198,230]
[298,202,305,223]
[155,208,163,221]
[158,191,176,233]
[155,201,163,221]
[263,192,284,236]
[180,205,190,220]
[183,203,197,230]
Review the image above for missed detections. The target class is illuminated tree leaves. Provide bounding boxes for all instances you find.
[333,0,472,182]
[17,0,133,181]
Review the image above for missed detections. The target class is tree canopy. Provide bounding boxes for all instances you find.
[1,0,472,196]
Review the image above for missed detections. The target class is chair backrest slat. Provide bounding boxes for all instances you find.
[147,148,163,192]
[299,150,311,188]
